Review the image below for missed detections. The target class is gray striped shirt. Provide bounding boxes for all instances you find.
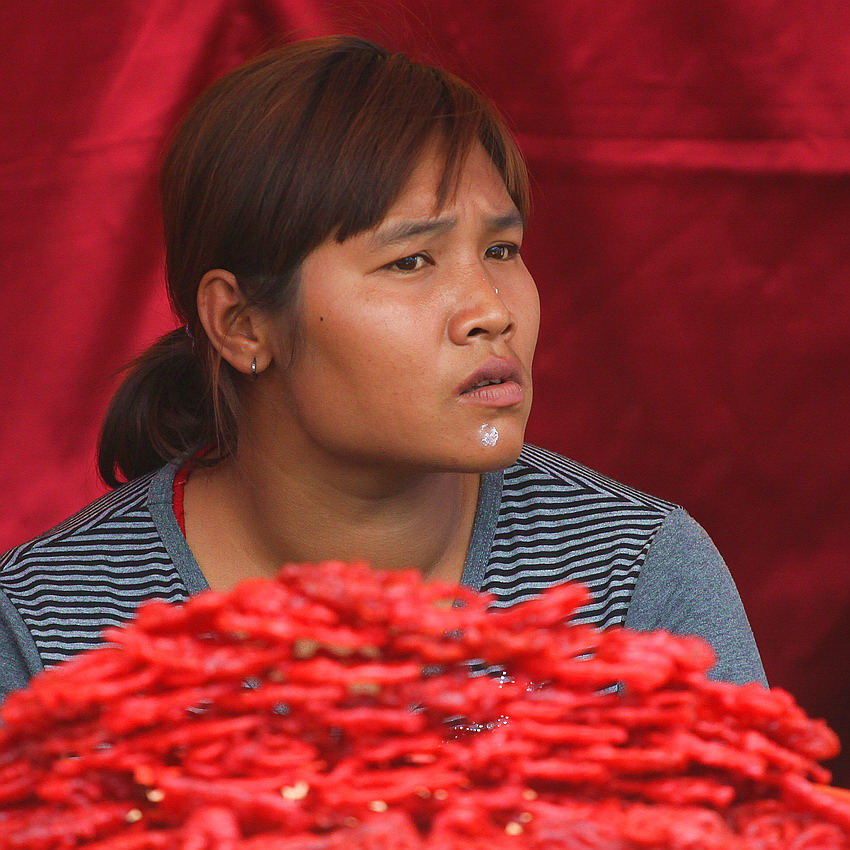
[0,444,766,698]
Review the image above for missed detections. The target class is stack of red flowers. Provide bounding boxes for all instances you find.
[0,561,848,849]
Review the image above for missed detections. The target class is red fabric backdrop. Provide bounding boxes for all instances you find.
[2,1,848,780]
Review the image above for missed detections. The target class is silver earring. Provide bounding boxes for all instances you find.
[251,357,257,378]
[494,287,499,294]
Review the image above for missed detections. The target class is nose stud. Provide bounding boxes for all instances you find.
[494,287,499,294]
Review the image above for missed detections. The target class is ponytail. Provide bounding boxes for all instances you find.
[97,328,218,487]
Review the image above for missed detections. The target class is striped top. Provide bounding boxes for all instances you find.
[0,444,766,697]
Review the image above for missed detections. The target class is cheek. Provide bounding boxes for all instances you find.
[296,300,427,392]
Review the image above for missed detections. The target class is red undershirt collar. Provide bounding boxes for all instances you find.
[172,445,217,536]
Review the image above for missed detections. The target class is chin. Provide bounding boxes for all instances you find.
[474,444,524,472]
[447,432,526,473]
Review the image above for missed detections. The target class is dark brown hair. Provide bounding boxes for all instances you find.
[98,35,530,487]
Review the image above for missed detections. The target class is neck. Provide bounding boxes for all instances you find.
[184,434,480,591]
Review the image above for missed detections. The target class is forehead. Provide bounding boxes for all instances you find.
[380,143,518,224]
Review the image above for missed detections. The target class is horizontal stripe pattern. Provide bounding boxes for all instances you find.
[0,444,676,671]
[483,445,675,629]
[0,472,188,666]
[463,446,675,683]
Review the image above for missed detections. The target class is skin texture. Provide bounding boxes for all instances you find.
[187,144,540,590]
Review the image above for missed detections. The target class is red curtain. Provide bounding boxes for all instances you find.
[2,1,849,780]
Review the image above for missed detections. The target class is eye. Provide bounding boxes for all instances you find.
[386,253,431,273]
[485,243,520,261]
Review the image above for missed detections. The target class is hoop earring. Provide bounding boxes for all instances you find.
[251,357,257,378]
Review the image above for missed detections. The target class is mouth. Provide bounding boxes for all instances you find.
[457,357,524,407]
[459,381,524,407]
[458,357,522,394]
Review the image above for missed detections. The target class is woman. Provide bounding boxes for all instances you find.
[0,36,766,698]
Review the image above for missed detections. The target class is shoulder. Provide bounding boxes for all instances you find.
[486,445,680,625]
[506,444,679,516]
[0,470,161,575]
[0,465,188,669]
[625,508,768,686]
[626,507,743,631]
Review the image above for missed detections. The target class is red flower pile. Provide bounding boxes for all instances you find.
[0,561,847,849]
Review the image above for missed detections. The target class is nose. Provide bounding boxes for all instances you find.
[447,266,514,345]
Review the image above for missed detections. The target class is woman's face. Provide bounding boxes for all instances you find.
[264,143,540,473]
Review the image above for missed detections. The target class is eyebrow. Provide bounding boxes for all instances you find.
[370,208,525,248]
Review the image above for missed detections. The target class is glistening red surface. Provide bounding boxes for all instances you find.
[1,562,847,848]
[1,0,848,780]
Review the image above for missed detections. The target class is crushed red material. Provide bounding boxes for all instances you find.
[0,560,847,849]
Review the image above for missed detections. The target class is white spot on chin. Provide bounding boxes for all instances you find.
[479,424,499,447]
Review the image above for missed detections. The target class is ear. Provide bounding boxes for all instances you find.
[196,270,270,375]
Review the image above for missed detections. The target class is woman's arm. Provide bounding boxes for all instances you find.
[624,508,768,687]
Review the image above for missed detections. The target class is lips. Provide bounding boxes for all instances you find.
[457,357,523,396]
